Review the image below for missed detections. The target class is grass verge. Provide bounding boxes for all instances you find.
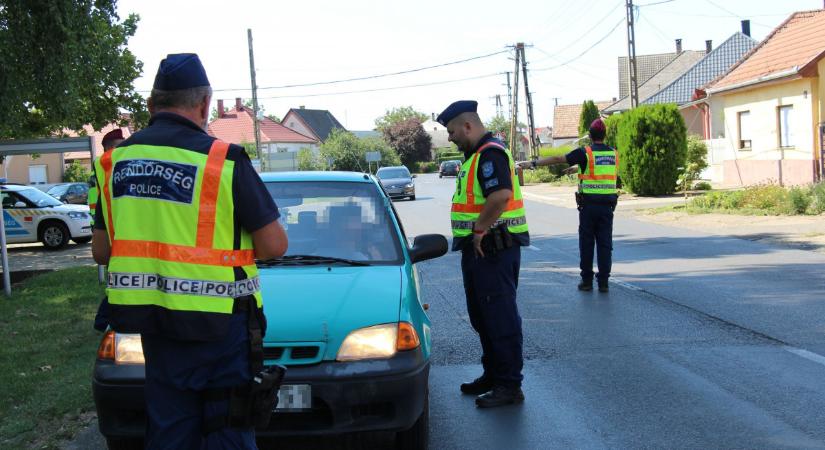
[0,267,105,449]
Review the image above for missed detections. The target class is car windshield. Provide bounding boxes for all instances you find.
[46,184,69,197]
[17,187,63,207]
[265,181,402,264]
[376,168,410,179]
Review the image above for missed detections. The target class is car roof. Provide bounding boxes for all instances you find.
[377,166,408,171]
[259,171,374,183]
[0,184,31,192]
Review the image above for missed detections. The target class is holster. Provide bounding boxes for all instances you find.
[480,224,514,256]
[575,192,584,210]
[203,296,287,434]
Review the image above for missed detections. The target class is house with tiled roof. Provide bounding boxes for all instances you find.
[552,101,614,147]
[0,121,131,185]
[208,98,319,171]
[281,107,346,142]
[605,50,706,114]
[696,10,825,187]
[643,31,758,137]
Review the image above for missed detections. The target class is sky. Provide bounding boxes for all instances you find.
[117,0,823,131]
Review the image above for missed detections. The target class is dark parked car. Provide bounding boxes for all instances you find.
[439,161,460,178]
[46,182,90,205]
[376,166,416,200]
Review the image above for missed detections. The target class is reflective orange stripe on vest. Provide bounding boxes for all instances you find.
[451,141,520,213]
[578,146,618,181]
[196,141,229,248]
[110,240,254,266]
[101,140,251,265]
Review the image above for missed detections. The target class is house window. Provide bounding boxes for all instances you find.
[778,105,794,148]
[28,165,47,184]
[737,111,752,150]
[277,147,288,153]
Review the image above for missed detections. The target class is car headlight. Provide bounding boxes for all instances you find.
[405,183,414,188]
[336,322,420,361]
[67,211,88,220]
[98,332,145,364]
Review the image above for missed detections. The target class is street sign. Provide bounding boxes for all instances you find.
[366,151,381,162]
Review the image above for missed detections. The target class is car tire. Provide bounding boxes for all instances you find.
[409,195,416,201]
[105,437,144,450]
[396,388,428,450]
[439,174,442,178]
[39,221,70,250]
[72,237,92,244]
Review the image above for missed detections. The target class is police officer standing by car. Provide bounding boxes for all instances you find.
[438,100,529,408]
[88,129,124,227]
[91,53,288,448]
[517,118,618,292]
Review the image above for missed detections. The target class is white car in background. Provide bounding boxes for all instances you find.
[1,184,92,249]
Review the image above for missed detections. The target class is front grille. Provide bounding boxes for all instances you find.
[263,347,284,360]
[290,346,319,359]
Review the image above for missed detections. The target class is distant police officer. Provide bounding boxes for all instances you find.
[438,100,529,408]
[91,53,288,449]
[88,128,124,228]
[517,118,618,292]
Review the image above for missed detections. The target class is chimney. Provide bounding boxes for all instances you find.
[741,20,750,37]
[675,39,683,54]
[705,40,713,53]
[299,105,305,109]
[235,98,243,111]
[216,99,224,118]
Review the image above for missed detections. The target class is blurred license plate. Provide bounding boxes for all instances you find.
[275,384,312,411]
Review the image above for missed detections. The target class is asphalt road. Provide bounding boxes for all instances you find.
[404,173,825,449]
[66,173,825,449]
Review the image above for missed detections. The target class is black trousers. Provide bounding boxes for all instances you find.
[578,203,615,283]
[461,245,523,388]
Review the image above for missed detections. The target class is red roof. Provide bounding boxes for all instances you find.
[708,9,825,93]
[208,106,318,145]
[62,123,132,160]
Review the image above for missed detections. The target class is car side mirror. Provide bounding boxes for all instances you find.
[13,201,26,208]
[409,234,448,263]
[411,174,417,178]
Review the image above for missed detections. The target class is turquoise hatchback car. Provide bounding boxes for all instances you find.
[92,171,447,449]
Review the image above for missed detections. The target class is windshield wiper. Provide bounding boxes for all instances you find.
[257,254,370,266]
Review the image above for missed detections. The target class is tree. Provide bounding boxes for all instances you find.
[381,118,432,168]
[0,1,146,139]
[616,104,688,195]
[63,160,91,182]
[374,106,428,132]
[320,129,401,171]
[296,148,322,171]
[578,100,601,146]
[678,135,709,198]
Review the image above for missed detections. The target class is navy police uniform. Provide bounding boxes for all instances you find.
[438,101,529,400]
[566,143,618,287]
[95,55,279,449]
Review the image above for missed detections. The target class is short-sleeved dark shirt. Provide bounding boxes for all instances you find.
[452,132,530,251]
[566,142,619,205]
[94,112,279,238]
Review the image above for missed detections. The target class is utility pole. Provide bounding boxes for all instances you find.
[625,0,640,108]
[247,29,263,171]
[519,43,538,160]
[505,72,513,122]
[508,46,521,156]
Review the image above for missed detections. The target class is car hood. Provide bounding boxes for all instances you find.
[49,203,89,213]
[378,177,412,186]
[259,265,402,344]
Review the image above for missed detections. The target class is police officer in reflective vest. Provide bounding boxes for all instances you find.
[91,53,288,448]
[88,129,124,228]
[518,118,618,292]
[438,100,529,408]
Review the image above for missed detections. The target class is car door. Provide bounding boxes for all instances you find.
[65,185,82,204]
[1,191,36,243]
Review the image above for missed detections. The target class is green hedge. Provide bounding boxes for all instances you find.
[616,104,687,195]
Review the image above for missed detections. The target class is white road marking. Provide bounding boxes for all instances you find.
[527,245,541,251]
[783,346,825,368]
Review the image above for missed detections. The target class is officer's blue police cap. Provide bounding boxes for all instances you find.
[436,100,478,127]
[152,53,210,91]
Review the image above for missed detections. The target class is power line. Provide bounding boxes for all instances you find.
[531,16,626,71]
[138,49,509,94]
[256,72,503,100]
[532,2,623,64]
[701,0,773,28]
[637,0,677,6]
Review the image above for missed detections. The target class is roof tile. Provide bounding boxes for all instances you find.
[208,107,318,145]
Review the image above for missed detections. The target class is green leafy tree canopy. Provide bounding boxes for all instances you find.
[63,160,91,182]
[578,100,601,137]
[0,0,146,139]
[382,119,432,168]
[320,129,401,172]
[374,106,427,132]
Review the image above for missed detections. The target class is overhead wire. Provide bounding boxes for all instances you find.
[255,73,503,100]
[531,16,626,71]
